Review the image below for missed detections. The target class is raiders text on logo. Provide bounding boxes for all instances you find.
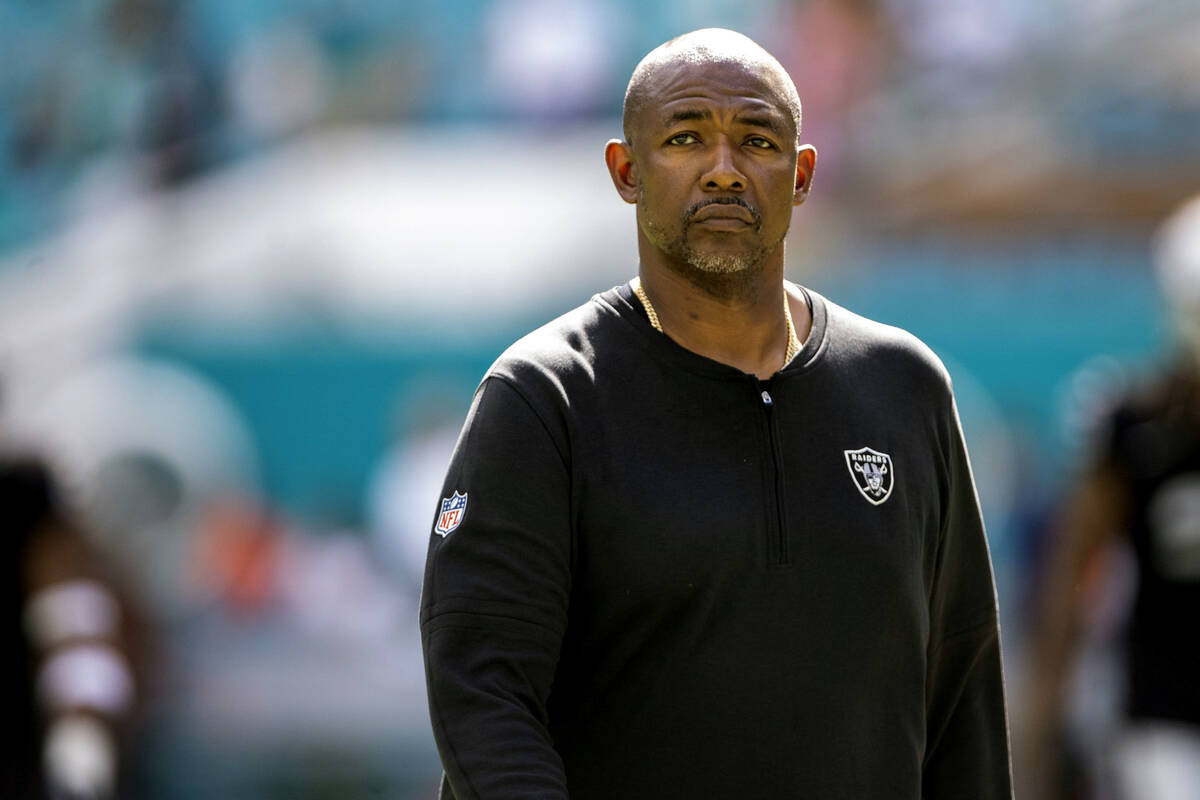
[434,490,468,536]
[844,447,894,505]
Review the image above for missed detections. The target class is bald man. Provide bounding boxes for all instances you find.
[421,29,1012,799]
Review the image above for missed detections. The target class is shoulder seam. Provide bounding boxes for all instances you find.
[483,374,571,472]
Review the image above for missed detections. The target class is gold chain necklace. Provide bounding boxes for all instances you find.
[632,277,801,369]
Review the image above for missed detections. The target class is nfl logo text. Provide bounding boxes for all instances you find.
[435,491,468,536]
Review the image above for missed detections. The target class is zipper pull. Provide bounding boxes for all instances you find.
[761,389,773,405]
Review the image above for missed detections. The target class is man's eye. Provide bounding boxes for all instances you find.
[667,133,697,145]
[746,137,774,149]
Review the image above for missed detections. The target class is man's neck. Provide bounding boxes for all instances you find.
[637,252,810,381]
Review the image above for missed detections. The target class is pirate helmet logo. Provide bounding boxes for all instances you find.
[843,447,894,506]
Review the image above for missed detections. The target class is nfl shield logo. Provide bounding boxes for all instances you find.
[844,447,894,506]
[434,491,468,536]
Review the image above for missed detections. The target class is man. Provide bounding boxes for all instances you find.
[1,454,144,800]
[1023,194,1200,800]
[421,29,1012,799]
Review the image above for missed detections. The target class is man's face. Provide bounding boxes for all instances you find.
[627,61,806,276]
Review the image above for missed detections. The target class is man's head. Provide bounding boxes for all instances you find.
[621,29,803,149]
[605,29,815,287]
[1155,193,1200,361]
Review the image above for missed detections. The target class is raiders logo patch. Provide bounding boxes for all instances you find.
[844,447,894,505]
[434,491,468,536]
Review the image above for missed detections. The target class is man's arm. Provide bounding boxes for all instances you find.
[922,398,1014,799]
[420,376,573,800]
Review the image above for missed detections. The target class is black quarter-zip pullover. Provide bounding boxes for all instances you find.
[421,282,1012,799]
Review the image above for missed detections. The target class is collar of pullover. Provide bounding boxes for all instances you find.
[601,280,830,381]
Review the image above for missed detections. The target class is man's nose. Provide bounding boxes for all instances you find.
[701,139,745,192]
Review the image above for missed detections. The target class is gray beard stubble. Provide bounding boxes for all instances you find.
[640,194,782,299]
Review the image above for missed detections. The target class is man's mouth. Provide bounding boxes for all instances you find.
[688,200,758,227]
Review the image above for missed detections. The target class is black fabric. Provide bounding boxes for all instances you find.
[421,283,1012,799]
[1101,368,1200,726]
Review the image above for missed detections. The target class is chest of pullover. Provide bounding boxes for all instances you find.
[420,284,1011,799]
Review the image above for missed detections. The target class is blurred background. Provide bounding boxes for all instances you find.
[1,0,1198,797]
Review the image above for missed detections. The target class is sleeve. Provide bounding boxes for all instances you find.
[420,376,573,800]
[922,395,1014,800]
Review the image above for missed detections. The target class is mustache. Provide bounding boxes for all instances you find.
[685,197,761,224]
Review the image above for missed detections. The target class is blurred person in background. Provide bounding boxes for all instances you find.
[1,454,146,800]
[367,392,464,596]
[421,28,1011,799]
[1024,194,1200,800]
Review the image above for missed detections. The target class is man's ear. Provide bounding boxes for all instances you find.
[793,144,817,206]
[605,139,639,204]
